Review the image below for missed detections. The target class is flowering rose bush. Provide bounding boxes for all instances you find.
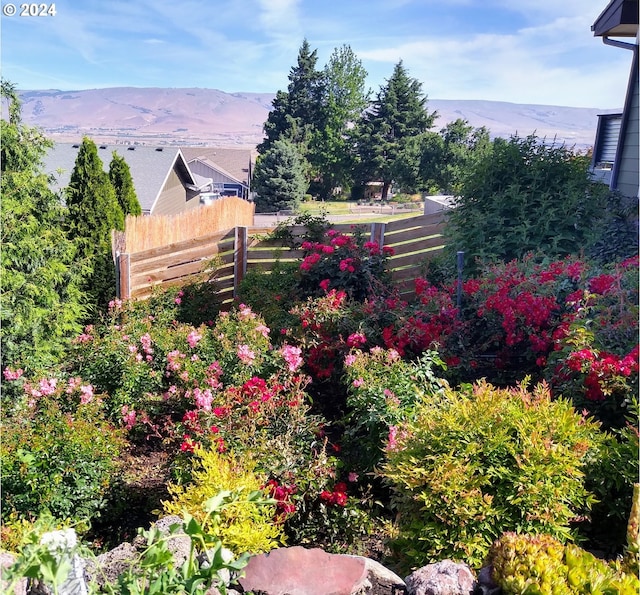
[544,256,639,430]
[296,227,394,301]
[1,371,125,527]
[341,347,449,470]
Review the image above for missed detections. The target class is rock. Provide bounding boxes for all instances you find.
[149,515,191,567]
[0,551,27,595]
[358,557,407,594]
[238,546,372,595]
[87,541,139,589]
[476,566,500,595]
[405,560,475,595]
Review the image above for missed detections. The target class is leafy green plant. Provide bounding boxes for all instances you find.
[342,348,449,470]
[1,374,125,527]
[162,448,284,555]
[381,379,604,570]
[488,532,640,595]
[3,493,264,595]
[446,134,608,270]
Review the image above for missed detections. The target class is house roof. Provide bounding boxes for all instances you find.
[180,147,252,185]
[43,143,196,213]
[42,143,252,213]
[592,0,639,37]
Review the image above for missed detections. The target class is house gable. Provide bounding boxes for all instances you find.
[592,0,639,199]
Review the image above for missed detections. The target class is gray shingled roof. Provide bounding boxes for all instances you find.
[42,143,253,213]
[42,143,196,213]
[180,147,253,185]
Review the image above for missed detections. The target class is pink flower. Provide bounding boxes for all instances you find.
[352,378,364,388]
[37,378,57,396]
[319,279,331,292]
[187,330,202,348]
[3,367,23,381]
[121,406,137,431]
[237,344,256,365]
[344,354,357,367]
[79,384,94,404]
[238,304,256,320]
[347,332,367,348]
[280,344,303,372]
[387,425,398,451]
[256,324,271,338]
[348,472,359,482]
[139,333,153,355]
[194,388,213,411]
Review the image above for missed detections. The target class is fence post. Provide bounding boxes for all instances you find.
[370,222,386,248]
[234,226,248,297]
[117,253,131,300]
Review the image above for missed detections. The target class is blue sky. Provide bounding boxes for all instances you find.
[0,0,633,108]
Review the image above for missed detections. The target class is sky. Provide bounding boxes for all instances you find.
[0,0,633,109]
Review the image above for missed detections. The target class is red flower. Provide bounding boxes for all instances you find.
[589,274,616,295]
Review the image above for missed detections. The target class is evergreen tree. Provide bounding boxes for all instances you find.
[355,61,437,200]
[252,139,307,213]
[310,45,370,199]
[65,137,124,314]
[1,80,87,371]
[258,39,325,173]
[109,151,141,216]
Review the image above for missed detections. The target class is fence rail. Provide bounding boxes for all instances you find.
[115,212,448,304]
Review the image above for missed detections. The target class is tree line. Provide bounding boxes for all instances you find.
[251,40,491,212]
[1,81,141,370]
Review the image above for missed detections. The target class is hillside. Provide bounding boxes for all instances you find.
[16,87,620,150]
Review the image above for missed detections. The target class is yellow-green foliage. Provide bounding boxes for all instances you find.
[381,379,603,569]
[489,532,640,595]
[163,448,284,554]
[623,483,639,576]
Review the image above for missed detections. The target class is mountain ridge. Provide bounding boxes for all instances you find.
[15,87,619,149]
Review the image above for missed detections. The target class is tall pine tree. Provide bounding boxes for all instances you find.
[355,61,437,200]
[109,151,141,216]
[258,39,325,175]
[65,137,124,315]
[1,80,87,371]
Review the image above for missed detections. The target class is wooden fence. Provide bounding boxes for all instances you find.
[120,197,255,254]
[114,211,448,304]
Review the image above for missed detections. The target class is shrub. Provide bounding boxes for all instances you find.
[0,374,125,527]
[342,348,449,470]
[236,260,300,333]
[544,256,639,430]
[296,227,394,301]
[488,532,640,595]
[446,133,608,269]
[381,379,603,570]
[162,448,284,555]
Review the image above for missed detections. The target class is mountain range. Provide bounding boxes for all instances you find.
[15,87,621,150]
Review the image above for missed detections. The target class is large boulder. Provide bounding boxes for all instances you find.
[238,546,406,595]
[404,560,475,595]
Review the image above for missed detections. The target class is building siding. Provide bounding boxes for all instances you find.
[152,168,198,215]
[615,61,639,198]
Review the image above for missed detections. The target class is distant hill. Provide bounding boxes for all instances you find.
[15,87,620,150]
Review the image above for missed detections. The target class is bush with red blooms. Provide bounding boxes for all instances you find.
[544,256,639,429]
[297,227,394,301]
